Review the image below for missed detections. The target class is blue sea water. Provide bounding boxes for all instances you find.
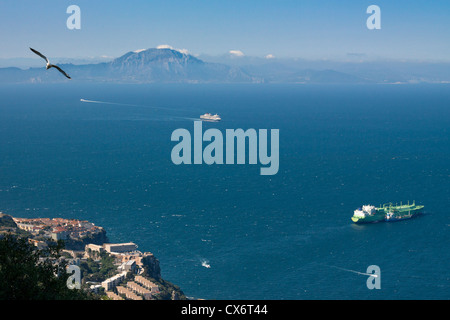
[0,83,449,300]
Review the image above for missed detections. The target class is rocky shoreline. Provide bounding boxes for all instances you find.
[0,212,186,300]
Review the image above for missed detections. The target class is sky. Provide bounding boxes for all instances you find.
[1,0,450,62]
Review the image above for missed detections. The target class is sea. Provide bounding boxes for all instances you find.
[0,83,449,300]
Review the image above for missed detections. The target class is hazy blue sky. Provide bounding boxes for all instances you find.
[1,0,449,61]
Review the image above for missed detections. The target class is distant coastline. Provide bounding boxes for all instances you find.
[1,47,450,84]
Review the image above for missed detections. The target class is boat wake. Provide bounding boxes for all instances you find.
[324,265,378,277]
[80,99,106,104]
[80,98,173,111]
[80,98,202,121]
[201,259,211,268]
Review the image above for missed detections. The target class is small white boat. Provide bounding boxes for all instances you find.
[200,113,221,121]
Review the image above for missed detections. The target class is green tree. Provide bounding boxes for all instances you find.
[0,234,91,300]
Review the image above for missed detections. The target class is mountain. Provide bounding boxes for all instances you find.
[201,54,450,84]
[0,48,255,83]
[3,47,446,84]
[107,48,255,82]
[0,56,113,69]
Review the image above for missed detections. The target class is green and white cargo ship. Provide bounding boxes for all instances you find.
[351,201,424,224]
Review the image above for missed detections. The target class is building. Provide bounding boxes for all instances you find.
[135,275,160,294]
[116,286,143,300]
[90,284,103,294]
[101,271,127,291]
[116,252,155,267]
[51,227,68,241]
[28,239,48,250]
[16,223,36,232]
[85,244,104,253]
[127,281,153,300]
[103,242,138,253]
[106,291,124,300]
[119,259,137,273]
[78,221,95,229]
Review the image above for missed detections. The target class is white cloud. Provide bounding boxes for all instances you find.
[133,49,146,53]
[157,44,174,50]
[229,50,245,57]
[157,44,189,55]
[265,54,275,59]
[178,48,189,55]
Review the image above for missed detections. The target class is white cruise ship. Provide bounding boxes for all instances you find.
[200,113,221,121]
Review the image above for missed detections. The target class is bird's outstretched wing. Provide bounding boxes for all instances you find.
[30,47,49,63]
[51,65,71,79]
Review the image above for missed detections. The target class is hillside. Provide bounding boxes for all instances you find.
[0,213,29,237]
[0,48,254,83]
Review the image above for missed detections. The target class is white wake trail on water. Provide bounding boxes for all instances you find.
[80,98,203,121]
[81,98,175,111]
[201,259,211,268]
[80,99,107,104]
[323,265,378,277]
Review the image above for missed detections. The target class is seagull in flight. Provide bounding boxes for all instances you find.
[29,47,71,79]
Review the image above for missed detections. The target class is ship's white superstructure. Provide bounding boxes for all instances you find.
[353,205,376,219]
[200,113,221,121]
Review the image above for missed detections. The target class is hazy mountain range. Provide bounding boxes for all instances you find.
[1,47,449,84]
